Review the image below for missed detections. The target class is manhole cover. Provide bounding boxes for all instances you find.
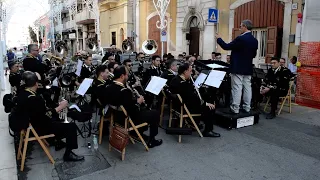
[55,152,111,180]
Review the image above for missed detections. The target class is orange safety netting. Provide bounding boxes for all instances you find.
[296,42,320,109]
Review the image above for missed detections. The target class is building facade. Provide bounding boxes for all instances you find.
[35,13,51,50]
[174,0,217,59]
[217,0,303,65]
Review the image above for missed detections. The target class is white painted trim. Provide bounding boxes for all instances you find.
[228,0,292,60]
[146,12,171,54]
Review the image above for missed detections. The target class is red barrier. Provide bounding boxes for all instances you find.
[296,42,320,109]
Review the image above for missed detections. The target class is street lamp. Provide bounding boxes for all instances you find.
[153,0,170,58]
[83,0,101,49]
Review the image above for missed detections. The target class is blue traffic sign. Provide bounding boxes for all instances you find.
[161,30,167,36]
[208,8,219,23]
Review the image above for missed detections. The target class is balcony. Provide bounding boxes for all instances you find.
[75,9,95,25]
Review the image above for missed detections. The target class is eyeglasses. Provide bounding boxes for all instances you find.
[32,49,39,52]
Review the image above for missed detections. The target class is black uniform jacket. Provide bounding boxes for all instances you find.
[170,75,204,112]
[79,64,93,83]
[265,66,291,93]
[91,78,107,107]
[16,89,57,134]
[143,65,162,86]
[9,72,22,90]
[161,69,175,85]
[105,81,140,121]
[23,54,45,78]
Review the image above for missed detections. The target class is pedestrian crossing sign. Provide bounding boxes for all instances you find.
[208,8,219,23]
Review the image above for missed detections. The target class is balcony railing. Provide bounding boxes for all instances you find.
[66,21,75,30]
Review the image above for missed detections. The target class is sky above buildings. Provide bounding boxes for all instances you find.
[6,0,50,48]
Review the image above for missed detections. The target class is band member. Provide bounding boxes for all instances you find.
[143,55,162,109]
[260,57,291,119]
[209,52,216,61]
[9,61,22,92]
[136,52,145,62]
[178,54,184,61]
[188,56,199,78]
[226,55,231,64]
[123,59,143,93]
[170,63,221,137]
[91,65,110,107]
[161,59,178,85]
[107,62,118,80]
[77,55,93,85]
[16,71,84,161]
[105,66,163,148]
[23,44,46,79]
[143,55,162,86]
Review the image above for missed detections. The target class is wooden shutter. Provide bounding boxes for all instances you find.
[266,26,278,63]
[232,28,242,40]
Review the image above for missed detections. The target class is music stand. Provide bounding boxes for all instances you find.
[253,68,266,79]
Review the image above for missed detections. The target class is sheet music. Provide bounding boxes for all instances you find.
[52,77,58,87]
[145,76,167,95]
[76,78,93,96]
[204,70,226,88]
[75,60,83,76]
[207,64,227,69]
[104,105,109,114]
[69,104,81,112]
[194,73,207,88]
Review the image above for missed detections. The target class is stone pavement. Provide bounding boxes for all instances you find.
[0,78,18,180]
[1,77,320,180]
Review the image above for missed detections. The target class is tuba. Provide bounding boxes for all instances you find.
[142,39,158,55]
[55,40,68,57]
[122,39,133,53]
[86,38,98,53]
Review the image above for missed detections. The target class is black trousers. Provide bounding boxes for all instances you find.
[36,121,78,150]
[267,89,287,113]
[188,105,215,132]
[51,87,61,104]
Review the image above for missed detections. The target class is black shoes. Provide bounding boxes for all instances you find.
[147,139,163,148]
[63,151,85,162]
[203,131,221,138]
[266,112,276,119]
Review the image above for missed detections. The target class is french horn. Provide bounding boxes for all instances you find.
[142,39,158,55]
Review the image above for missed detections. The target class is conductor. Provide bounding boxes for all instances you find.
[215,19,258,114]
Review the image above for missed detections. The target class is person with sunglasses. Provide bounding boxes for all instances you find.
[23,44,46,80]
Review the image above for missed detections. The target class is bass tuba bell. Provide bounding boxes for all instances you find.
[142,39,158,55]
[55,40,68,57]
[122,39,133,53]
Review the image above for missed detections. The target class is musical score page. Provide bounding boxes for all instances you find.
[76,78,93,96]
[75,60,83,76]
[145,76,167,95]
[194,73,207,88]
[207,64,226,69]
[52,77,59,87]
[204,70,226,88]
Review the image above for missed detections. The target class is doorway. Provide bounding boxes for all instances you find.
[252,28,267,66]
[189,16,200,56]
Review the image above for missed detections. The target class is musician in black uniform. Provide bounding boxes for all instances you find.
[170,63,221,137]
[161,59,178,85]
[91,65,110,108]
[105,66,163,148]
[16,71,84,161]
[23,44,45,79]
[77,55,94,85]
[9,62,22,92]
[107,61,118,80]
[260,57,291,119]
[143,55,162,109]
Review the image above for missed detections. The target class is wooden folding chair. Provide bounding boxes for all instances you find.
[17,123,55,171]
[98,104,112,144]
[109,105,149,160]
[264,80,294,115]
[168,94,203,143]
[159,90,167,127]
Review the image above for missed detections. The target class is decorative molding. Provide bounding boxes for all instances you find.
[182,9,205,32]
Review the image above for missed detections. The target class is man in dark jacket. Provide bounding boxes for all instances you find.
[216,19,258,114]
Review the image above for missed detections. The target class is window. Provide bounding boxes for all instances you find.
[112,32,116,46]
[252,29,267,58]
